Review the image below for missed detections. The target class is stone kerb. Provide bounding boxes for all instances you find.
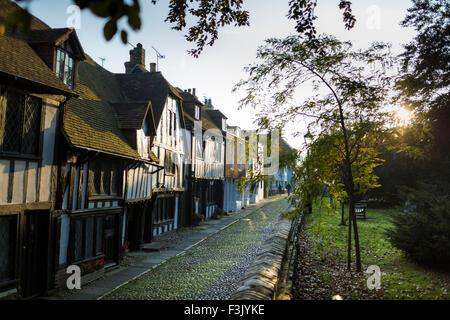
[230,215,294,300]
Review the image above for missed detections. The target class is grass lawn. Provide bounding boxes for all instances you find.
[293,197,450,300]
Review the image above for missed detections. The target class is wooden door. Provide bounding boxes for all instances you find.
[143,201,154,243]
[22,211,49,298]
[103,214,119,268]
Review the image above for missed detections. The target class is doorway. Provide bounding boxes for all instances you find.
[21,211,49,298]
[103,213,120,268]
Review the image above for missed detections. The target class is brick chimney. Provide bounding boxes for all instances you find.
[204,98,213,108]
[124,43,145,73]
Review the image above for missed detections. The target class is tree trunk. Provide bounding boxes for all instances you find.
[351,200,362,272]
[338,108,362,273]
[305,66,362,273]
[347,202,352,271]
[340,202,346,226]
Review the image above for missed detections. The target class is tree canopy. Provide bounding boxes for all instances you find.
[234,34,396,271]
[3,0,357,57]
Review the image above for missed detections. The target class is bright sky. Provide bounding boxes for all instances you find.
[22,0,416,150]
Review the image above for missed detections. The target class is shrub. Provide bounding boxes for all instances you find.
[79,258,105,275]
[211,207,225,219]
[192,213,204,226]
[386,186,450,268]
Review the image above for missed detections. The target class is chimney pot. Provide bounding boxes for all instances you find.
[192,88,196,96]
[188,89,191,94]
[150,62,156,72]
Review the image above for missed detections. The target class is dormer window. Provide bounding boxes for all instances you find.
[55,41,75,89]
[195,105,200,120]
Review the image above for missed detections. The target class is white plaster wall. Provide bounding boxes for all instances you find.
[0,159,10,204]
[59,213,70,265]
[39,105,58,202]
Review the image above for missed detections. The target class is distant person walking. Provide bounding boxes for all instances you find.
[278,184,282,194]
[286,183,291,196]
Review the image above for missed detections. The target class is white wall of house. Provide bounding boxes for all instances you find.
[0,99,59,205]
[152,96,185,190]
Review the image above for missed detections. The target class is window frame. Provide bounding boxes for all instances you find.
[195,105,200,120]
[0,88,42,157]
[68,211,107,265]
[164,149,176,175]
[55,42,75,89]
[88,158,122,198]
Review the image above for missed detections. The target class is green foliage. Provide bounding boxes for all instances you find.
[192,212,204,226]
[287,0,356,44]
[386,186,450,268]
[396,0,449,111]
[236,34,395,217]
[165,0,250,57]
[212,207,224,219]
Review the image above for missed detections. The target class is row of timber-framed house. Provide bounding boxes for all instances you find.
[57,42,188,284]
[0,0,185,298]
[117,45,186,250]
[179,89,226,220]
[0,0,297,300]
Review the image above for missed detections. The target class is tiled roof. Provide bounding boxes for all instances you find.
[63,56,141,159]
[201,107,221,131]
[177,88,204,106]
[0,34,74,95]
[176,88,202,131]
[26,28,71,44]
[27,28,86,59]
[279,136,296,156]
[205,108,227,121]
[111,101,153,130]
[116,71,182,127]
[0,1,75,94]
[0,1,159,163]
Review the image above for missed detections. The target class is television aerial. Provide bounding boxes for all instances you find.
[152,46,165,71]
[98,57,106,67]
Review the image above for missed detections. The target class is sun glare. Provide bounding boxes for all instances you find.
[395,107,412,125]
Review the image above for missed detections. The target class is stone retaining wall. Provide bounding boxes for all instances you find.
[230,211,302,300]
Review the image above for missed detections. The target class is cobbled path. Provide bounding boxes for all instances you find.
[104,198,289,300]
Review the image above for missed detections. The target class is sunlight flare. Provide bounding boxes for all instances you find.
[395,107,412,125]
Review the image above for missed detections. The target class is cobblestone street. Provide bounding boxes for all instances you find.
[103,198,290,300]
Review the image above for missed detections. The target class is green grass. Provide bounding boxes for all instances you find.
[304,198,450,300]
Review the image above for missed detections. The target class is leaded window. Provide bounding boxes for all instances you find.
[71,215,104,263]
[89,158,121,197]
[55,42,75,89]
[165,150,175,175]
[0,89,42,156]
